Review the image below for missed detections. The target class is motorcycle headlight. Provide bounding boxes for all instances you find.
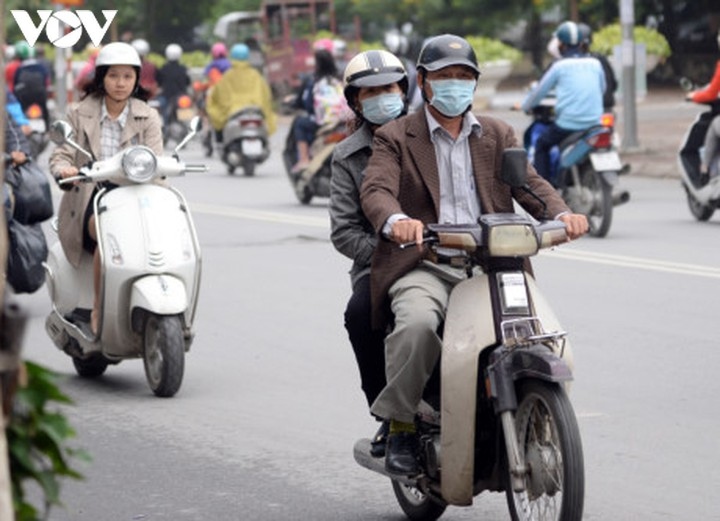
[122,146,157,183]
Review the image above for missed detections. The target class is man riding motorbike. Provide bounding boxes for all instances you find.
[520,20,605,185]
[330,49,409,457]
[206,43,276,139]
[360,33,588,476]
[155,43,191,128]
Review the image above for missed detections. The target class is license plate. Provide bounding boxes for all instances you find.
[590,151,622,172]
[242,139,263,157]
[29,119,46,133]
[177,108,196,121]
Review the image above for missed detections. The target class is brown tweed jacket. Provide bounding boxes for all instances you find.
[360,109,570,327]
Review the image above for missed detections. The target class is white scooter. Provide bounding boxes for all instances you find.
[44,118,206,397]
[354,149,584,521]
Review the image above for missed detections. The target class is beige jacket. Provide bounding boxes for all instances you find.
[49,95,163,267]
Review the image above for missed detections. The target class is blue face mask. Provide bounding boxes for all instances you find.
[361,92,404,125]
[428,79,476,117]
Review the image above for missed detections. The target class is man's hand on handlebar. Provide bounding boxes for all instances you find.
[558,213,589,240]
[391,218,425,251]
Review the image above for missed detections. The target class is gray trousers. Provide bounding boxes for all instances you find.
[704,115,720,176]
[370,267,456,423]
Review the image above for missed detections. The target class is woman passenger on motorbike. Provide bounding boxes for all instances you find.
[330,50,409,457]
[49,42,163,335]
[290,39,340,174]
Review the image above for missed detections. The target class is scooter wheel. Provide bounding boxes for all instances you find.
[685,187,714,221]
[142,314,185,398]
[391,480,446,521]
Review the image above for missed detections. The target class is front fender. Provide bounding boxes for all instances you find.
[130,275,187,316]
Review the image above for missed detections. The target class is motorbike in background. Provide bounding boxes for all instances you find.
[523,100,629,238]
[220,106,270,176]
[354,148,584,521]
[44,117,206,398]
[164,93,198,148]
[282,117,348,205]
[24,102,50,158]
[678,78,720,221]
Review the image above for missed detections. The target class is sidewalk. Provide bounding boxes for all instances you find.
[487,84,696,179]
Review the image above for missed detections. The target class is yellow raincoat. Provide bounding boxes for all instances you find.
[206,60,277,134]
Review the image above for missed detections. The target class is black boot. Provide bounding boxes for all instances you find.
[385,431,420,476]
[370,421,389,458]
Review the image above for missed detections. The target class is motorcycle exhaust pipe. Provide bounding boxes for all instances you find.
[613,190,630,206]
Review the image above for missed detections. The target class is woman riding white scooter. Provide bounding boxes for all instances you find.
[50,42,163,335]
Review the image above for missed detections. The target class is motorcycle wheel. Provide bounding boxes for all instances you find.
[391,480,447,521]
[72,353,109,378]
[243,159,256,177]
[506,380,584,521]
[142,314,184,398]
[563,165,613,238]
[684,186,714,221]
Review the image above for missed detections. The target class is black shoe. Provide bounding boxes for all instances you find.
[385,431,420,476]
[370,421,389,458]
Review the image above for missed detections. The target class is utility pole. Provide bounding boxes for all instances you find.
[620,0,639,149]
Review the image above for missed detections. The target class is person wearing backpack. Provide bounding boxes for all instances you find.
[290,40,343,174]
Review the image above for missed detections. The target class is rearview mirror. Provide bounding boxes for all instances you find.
[500,148,528,188]
[49,120,74,145]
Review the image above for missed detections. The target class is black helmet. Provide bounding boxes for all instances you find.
[416,34,481,77]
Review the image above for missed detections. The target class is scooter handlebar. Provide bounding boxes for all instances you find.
[183,164,209,173]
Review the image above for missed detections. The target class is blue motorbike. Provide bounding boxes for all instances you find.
[524,101,629,238]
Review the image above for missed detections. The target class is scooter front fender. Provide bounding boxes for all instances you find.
[130,274,188,316]
[440,275,494,506]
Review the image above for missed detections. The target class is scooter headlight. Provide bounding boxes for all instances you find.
[122,146,157,183]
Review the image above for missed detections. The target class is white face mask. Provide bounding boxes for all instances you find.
[428,79,476,117]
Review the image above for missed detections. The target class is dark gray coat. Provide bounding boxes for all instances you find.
[329,121,377,289]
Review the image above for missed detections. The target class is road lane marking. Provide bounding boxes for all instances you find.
[191,203,328,228]
[543,248,720,279]
[191,203,720,279]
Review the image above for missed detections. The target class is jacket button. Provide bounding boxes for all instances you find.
[70,211,75,217]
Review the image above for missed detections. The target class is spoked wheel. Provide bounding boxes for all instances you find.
[506,380,584,521]
[142,314,185,398]
[391,480,447,521]
[72,353,109,378]
[684,186,714,221]
[563,165,613,238]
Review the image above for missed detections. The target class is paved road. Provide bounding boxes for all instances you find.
[10,102,720,520]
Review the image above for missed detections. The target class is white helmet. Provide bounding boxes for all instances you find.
[131,38,150,57]
[96,42,141,68]
[165,43,182,61]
